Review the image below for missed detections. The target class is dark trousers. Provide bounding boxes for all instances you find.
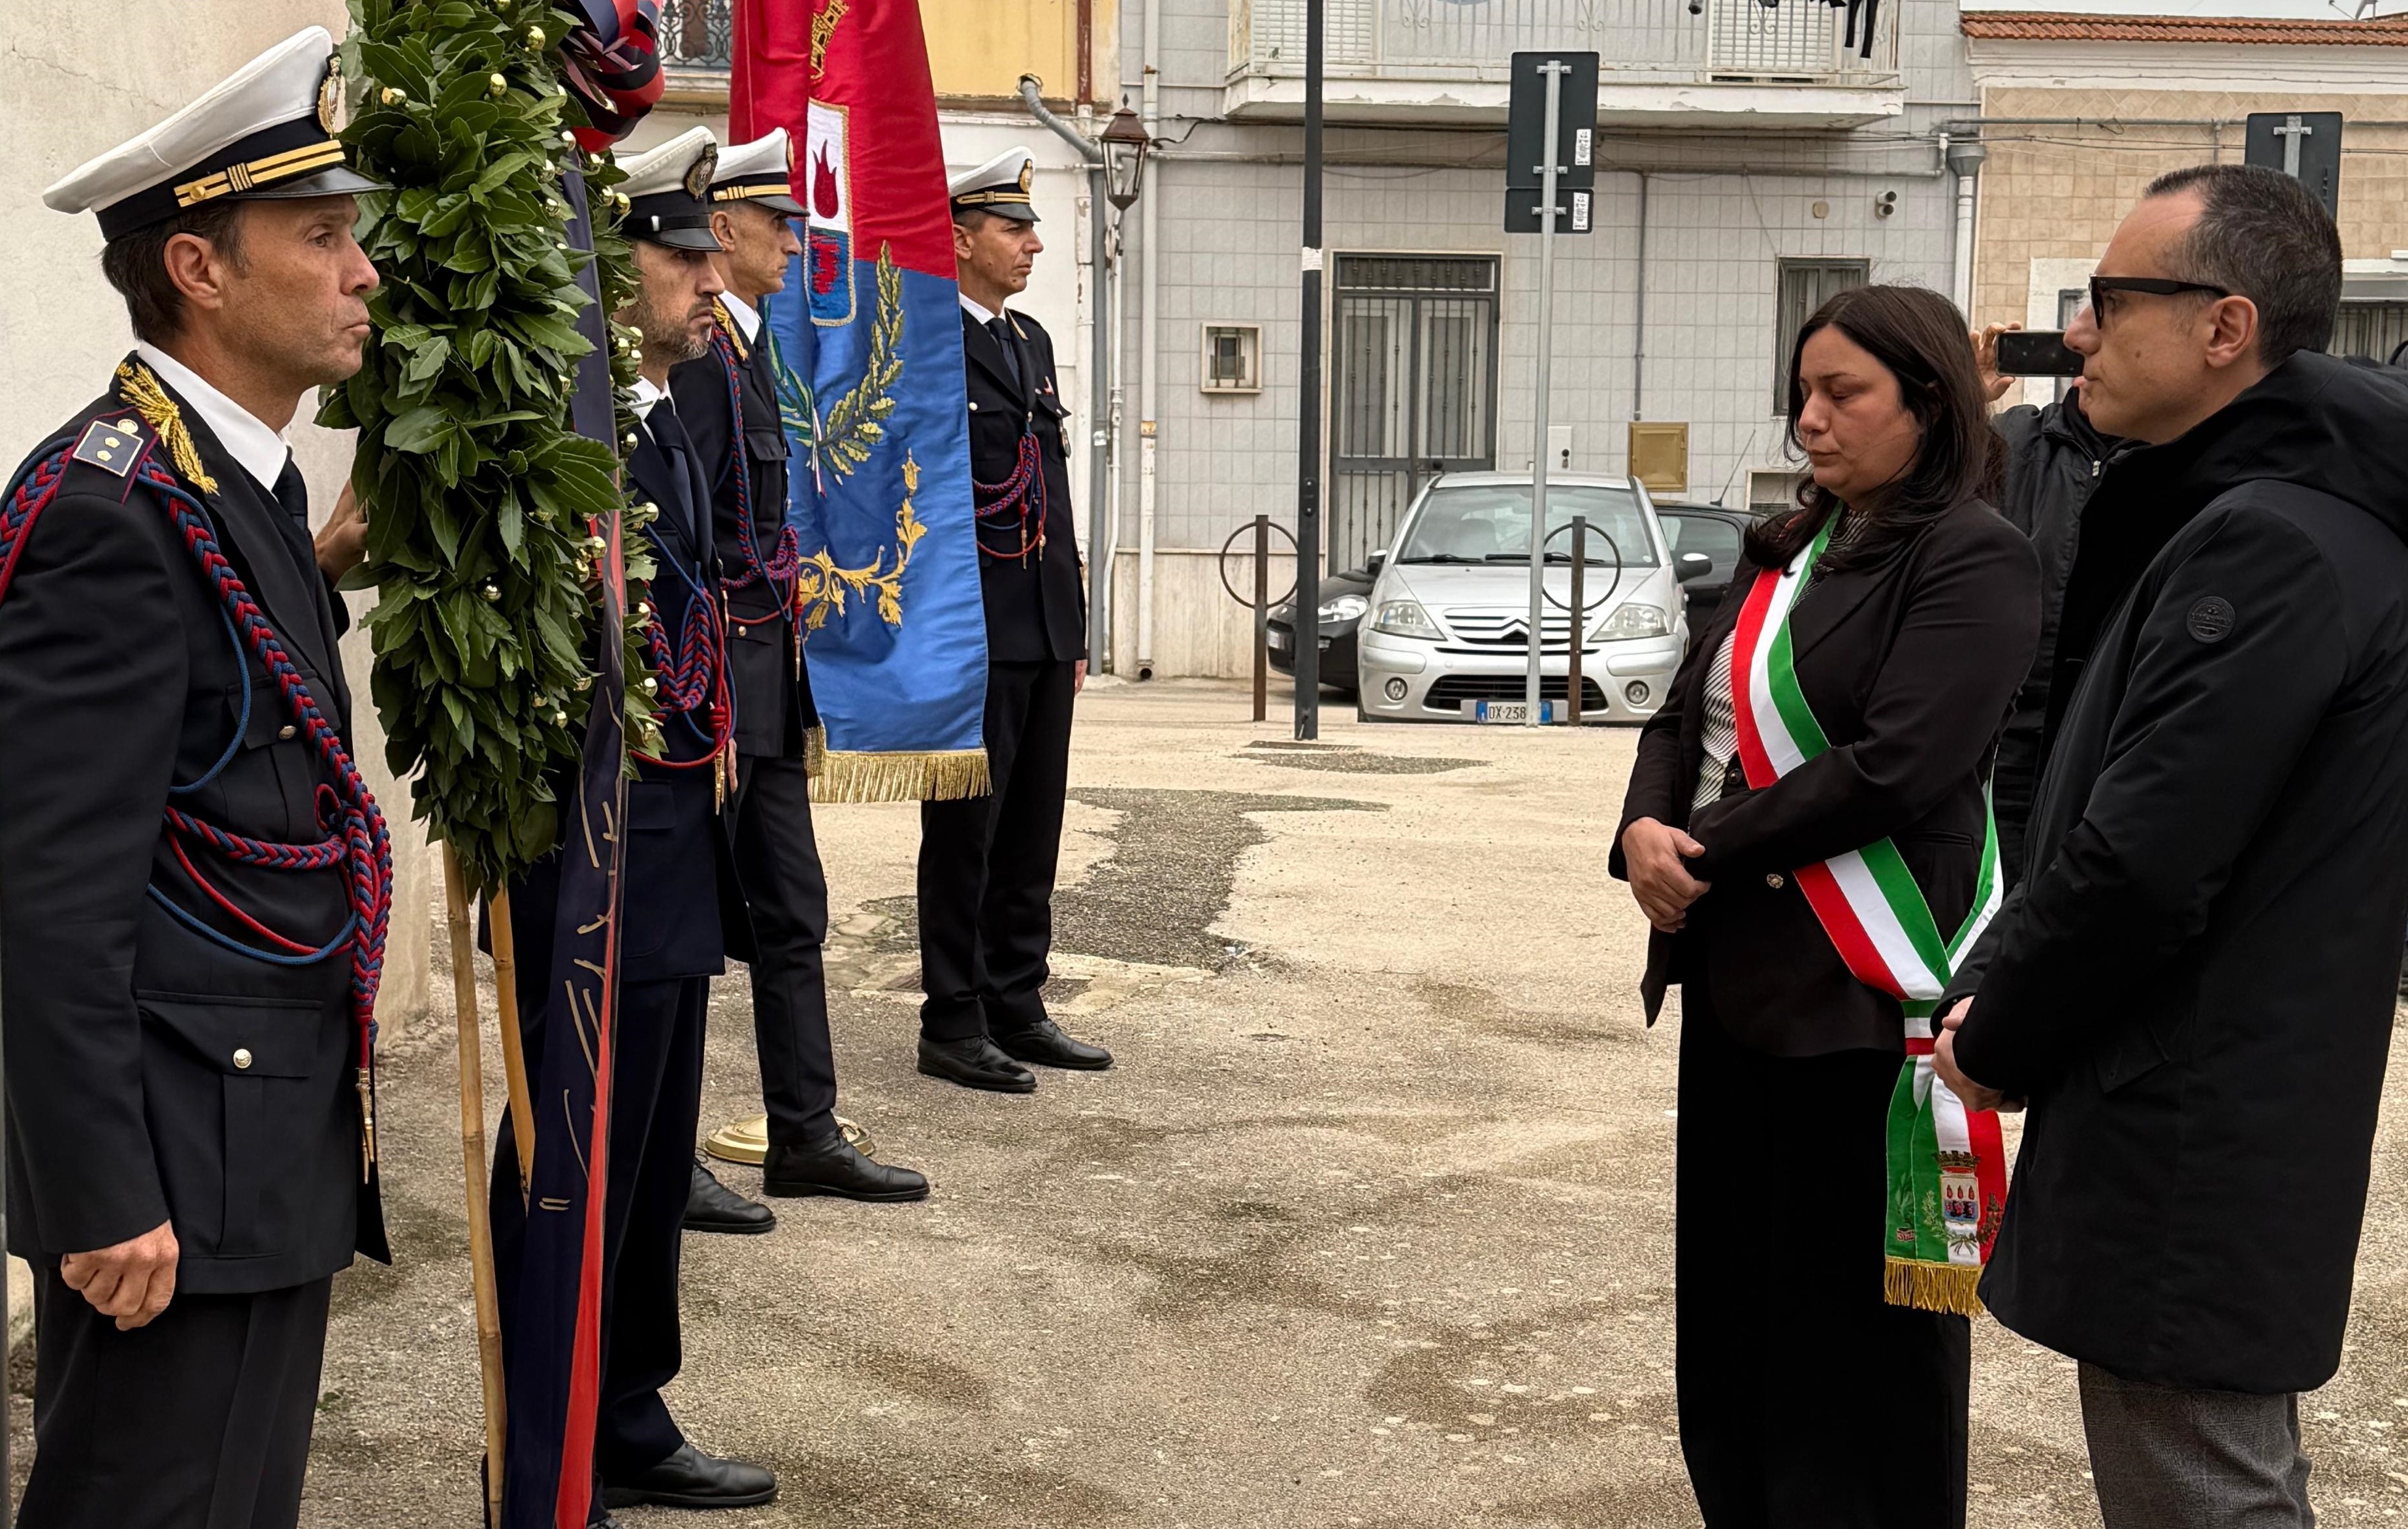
[494,975,706,1502]
[1675,994,1970,1529]
[2079,1364,2314,1528]
[917,658,1075,1042]
[728,751,837,1147]
[21,1266,331,1529]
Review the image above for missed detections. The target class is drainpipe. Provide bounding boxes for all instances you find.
[1019,75,1113,675]
[1946,136,1987,317]
[1631,170,1648,424]
[1135,0,1162,681]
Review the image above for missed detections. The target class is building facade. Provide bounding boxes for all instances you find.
[649,0,1987,679]
[1961,6,2408,410]
[1109,0,1982,676]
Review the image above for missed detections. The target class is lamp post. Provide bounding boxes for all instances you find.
[1102,103,1153,213]
[1018,79,1152,676]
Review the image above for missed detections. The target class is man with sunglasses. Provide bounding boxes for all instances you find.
[1933,163,2408,1526]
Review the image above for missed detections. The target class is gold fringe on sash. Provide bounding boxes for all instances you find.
[803,724,827,779]
[812,748,991,803]
[1884,1257,1987,1318]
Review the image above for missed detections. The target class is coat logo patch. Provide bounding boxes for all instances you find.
[2187,596,2236,644]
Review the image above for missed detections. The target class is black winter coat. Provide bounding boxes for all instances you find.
[1613,498,2040,1056]
[1949,353,2408,1394]
[963,306,1084,664]
[0,363,385,1291]
[1989,394,2138,882]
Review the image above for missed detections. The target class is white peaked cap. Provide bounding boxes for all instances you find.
[44,27,379,240]
[948,148,1040,221]
[619,126,722,249]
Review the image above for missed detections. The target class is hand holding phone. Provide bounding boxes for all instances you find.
[1995,329,2085,378]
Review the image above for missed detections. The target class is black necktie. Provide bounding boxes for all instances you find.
[987,315,1022,392]
[268,456,320,583]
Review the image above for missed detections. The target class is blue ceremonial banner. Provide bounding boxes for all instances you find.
[737,0,990,801]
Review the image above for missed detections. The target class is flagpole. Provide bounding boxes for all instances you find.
[441,844,507,1524]
[489,890,536,1198]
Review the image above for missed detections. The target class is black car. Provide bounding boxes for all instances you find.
[1655,502,1758,651]
[1265,565,1375,694]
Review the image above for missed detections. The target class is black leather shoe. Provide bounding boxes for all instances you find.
[916,1035,1037,1093]
[993,1018,1114,1070]
[682,1157,776,1235]
[601,1443,777,1509]
[763,1136,930,1201]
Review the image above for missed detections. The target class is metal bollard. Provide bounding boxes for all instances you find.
[1567,517,1586,726]
[1252,515,1271,724]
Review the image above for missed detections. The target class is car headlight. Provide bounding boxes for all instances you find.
[1372,599,1443,639]
[1319,594,1368,623]
[1592,602,1669,641]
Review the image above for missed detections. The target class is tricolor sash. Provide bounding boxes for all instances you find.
[1727,517,2009,1317]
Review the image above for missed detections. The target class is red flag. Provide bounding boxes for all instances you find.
[731,0,955,280]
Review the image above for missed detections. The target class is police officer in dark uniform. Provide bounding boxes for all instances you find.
[490,127,775,1520]
[5,28,391,1525]
[669,129,927,1222]
[916,150,1113,1093]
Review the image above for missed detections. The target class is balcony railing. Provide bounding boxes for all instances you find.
[1231,0,1899,91]
[658,0,734,73]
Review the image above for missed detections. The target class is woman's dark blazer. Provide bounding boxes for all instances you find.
[1611,498,2041,1057]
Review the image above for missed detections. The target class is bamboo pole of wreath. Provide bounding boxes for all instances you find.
[325,1,653,1509]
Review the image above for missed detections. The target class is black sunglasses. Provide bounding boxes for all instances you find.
[2087,275,2233,325]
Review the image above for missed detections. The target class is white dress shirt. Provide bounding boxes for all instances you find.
[958,292,1003,327]
[720,292,762,345]
[133,341,291,494]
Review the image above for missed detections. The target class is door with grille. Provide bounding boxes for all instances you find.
[1330,255,1499,573]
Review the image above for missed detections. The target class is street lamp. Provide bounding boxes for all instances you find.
[1102,102,1153,212]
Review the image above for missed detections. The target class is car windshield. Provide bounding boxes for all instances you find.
[1394,485,1658,566]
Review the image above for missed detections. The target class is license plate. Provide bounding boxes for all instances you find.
[1472,699,1556,724]
[1267,631,1291,653]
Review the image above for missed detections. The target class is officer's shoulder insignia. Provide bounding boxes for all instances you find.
[71,415,149,479]
[2187,596,2236,644]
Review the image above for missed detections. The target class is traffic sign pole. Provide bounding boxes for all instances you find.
[1525,59,1565,726]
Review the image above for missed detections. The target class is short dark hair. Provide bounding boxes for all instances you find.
[2143,163,2341,367]
[1747,283,2004,574]
[99,201,249,344]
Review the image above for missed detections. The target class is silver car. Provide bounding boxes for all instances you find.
[1355,472,1689,724]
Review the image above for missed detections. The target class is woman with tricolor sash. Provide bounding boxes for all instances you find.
[1612,285,2041,1528]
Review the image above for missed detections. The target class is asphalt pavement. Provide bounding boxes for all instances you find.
[17,677,2403,1527]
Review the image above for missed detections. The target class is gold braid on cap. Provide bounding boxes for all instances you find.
[114,361,218,495]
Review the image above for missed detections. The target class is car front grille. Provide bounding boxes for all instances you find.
[1437,607,1582,654]
[1424,675,1609,712]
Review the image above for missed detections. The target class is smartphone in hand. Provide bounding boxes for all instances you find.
[1995,329,2085,378]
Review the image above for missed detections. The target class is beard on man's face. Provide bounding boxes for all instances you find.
[625,287,711,364]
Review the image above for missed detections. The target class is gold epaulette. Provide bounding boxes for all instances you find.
[113,360,218,495]
[713,299,750,362]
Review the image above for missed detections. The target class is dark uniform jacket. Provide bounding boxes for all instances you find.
[1611,500,2040,1057]
[669,302,816,760]
[1949,353,2408,1394]
[963,305,1084,663]
[1989,393,2139,882]
[0,362,384,1293]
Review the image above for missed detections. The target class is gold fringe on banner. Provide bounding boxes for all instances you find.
[1885,1257,1987,1318]
[812,748,991,803]
[803,724,827,779]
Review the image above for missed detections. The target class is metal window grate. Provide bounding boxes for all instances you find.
[658,0,734,71]
[2331,300,2408,364]
[1773,258,1870,414]
[1201,324,1263,393]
